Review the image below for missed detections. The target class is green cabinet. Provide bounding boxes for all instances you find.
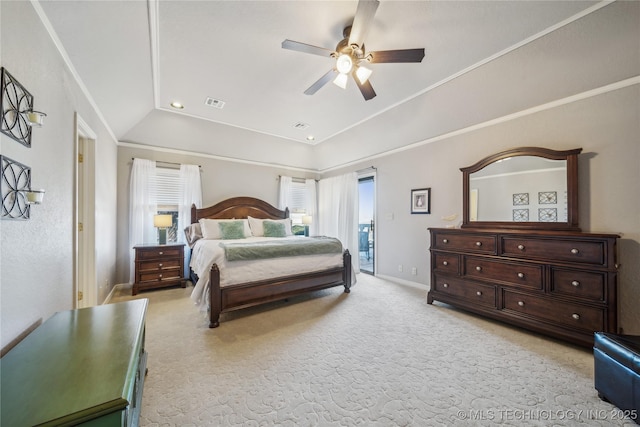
[1,299,148,426]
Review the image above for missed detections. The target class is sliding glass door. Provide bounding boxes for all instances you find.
[358,175,375,275]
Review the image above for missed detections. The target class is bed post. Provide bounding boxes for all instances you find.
[209,264,221,328]
[343,249,352,293]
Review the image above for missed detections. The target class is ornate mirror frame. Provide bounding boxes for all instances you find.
[461,146,582,231]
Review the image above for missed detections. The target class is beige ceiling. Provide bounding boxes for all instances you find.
[34,1,636,171]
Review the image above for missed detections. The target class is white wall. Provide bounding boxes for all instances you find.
[0,1,119,349]
[329,84,639,334]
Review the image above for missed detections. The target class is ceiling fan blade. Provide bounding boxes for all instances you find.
[367,48,425,63]
[304,69,338,95]
[348,0,380,48]
[282,39,334,58]
[352,72,376,100]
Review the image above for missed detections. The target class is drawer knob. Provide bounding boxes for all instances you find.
[475,241,482,247]
[475,266,482,271]
[517,301,525,307]
[159,251,164,255]
[517,272,525,278]
[571,280,580,287]
[570,248,579,254]
[572,313,580,320]
[476,291,482,296]
[158,263,163,267]
[443,239,449,244]
[442,261,448,266]
[443,283,449,288]
[517,244,525,250]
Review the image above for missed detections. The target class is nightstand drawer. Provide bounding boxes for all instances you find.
[136,247,183,260]
[139,270,181,283]
[138,259,181,272]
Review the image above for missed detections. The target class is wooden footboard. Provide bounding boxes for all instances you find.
[209,250,352,328]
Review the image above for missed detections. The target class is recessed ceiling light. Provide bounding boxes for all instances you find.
[170,102,184,109]
[306,136,315,141]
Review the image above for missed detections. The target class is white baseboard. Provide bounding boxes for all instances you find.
[375,274,429,291]
[102,282,131,304]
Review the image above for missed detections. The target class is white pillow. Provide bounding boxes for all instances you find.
[199,218,251,239]
[248,216,292,236]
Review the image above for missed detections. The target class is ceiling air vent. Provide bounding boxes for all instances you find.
[292,122,309,130]
[204,97,225,109]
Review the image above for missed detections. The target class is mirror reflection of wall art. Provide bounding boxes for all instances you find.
[1,67,35,147]
[513,193,529,206]
[513,209,529,221]
[539,208,557,222]
[1,155,31,220]
[411,188,431,214]
[538,191,557,204]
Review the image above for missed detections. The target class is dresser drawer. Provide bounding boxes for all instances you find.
[551,268,606,302]
[432,253,459,275]
[433,275,496,308]
[432,232,497,255]
[136,246,183,260]
[138,259,181,272]
[502,291,604,332]
[502,237,605,265]
[463,256,543,290]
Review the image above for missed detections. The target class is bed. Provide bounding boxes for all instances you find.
[187,197,352,328]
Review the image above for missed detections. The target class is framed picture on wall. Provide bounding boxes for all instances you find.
[411,188,431,214]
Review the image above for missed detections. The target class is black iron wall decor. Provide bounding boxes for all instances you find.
[1,67,35,147]
[1,155,32,220]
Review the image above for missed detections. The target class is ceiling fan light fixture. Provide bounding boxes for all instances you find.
[335,54,353,74]
[333,73,348,89]
[355,65,372,84]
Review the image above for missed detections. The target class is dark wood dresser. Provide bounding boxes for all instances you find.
[428,227,619,347]
[133,243,186,295]
[1,299,148,426]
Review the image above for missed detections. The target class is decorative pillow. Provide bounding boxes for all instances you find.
[199,218,251,239]
[183,223,203,247]
[248,216,265,236]
[218,221,247,240]
[263,220,287,237]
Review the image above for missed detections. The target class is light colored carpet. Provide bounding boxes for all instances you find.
[111,275,634,426]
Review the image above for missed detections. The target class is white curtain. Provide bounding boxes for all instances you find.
[278,175,293,211]
[305,178,318,236]
[179,164,202,278]
[129,159,157,284]
[318,172,359,272]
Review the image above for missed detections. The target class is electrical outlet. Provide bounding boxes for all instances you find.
[411,267,417,275]
[398,264,403,272]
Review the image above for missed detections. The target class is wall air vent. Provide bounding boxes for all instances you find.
[204,97,225,109]
[292,122,309,130]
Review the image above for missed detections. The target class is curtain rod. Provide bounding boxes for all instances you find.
[357,166,377,173]
[131,158,201,168]
[278,175,318,182]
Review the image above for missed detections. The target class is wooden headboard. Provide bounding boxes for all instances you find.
[191,197,289,224]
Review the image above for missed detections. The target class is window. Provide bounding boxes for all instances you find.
[152,167,181,242]
[288,179,308,225]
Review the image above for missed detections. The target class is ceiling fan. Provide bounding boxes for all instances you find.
[281,0,425,101]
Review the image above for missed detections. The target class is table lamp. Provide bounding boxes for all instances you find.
[154,214,173,244]
[302,215,312,237]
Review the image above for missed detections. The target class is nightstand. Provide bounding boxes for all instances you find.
[133,243,186,295]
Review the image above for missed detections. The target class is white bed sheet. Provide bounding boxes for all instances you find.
[189,236,344,311]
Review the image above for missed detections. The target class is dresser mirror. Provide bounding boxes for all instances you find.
[461,147,582,230]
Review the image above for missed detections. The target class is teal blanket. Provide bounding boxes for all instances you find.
[220,237,343,261]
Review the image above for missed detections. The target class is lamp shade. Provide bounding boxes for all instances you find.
[154,214,172,228]
[302,215,313,225]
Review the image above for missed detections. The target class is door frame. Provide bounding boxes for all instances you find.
[358,171,376,275]
[74,113,97,308]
